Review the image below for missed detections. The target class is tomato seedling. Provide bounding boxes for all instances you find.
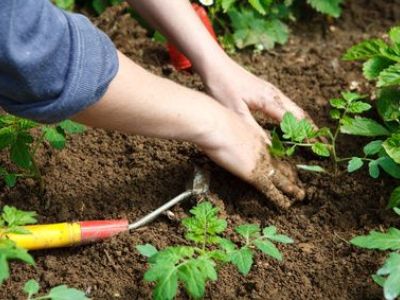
[137,201,293,300]
[0,115,85,190]
[23,279,88,300]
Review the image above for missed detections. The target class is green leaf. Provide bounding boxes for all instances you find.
[330,109,341,119]
[383,134,400,164]
[347,101,372,114]
[23,279,40,296]
[2,205,37,226]
[262,226,294,244]
[368,160,380,179]
[280,112,316,142]
[254,239,282,260]
[231,247,253,275]
[389,27,400,45]
[377,253,400,300]
[178,261,206,299]
[182,201,227,244]
[363,140,383,156]
[377,88,400,122]
[235,224,260,240]
[347,157,364,173]
[351,228,400,250]
[269,130,286,157]
[43,127,66,150]
[92,0,108,14]
[218,238,237,253]
[389,186,400,208]
[0,255,10,284]
[4,174,17,188]
[372,274,386,288]
[58,120,85,134]
[248,0,266,15]
[343,39,387,61]
[54,0,74,10]
[377,156,400,179]
[137,244,158,258]
[306,0,343,18]
[340,117,389,137]
[0,127,16,150]
[221,0,237,12]
[394,207,400,216]
[311,142,330,157]
[330,98,346,109]
[342,91,366,103]
[296,164,327,173]
[10,136,32,169]
[48,285,89,300]
[378,64,400,87]
[363,57,394,80]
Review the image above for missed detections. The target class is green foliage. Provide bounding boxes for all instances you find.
[138,201,292,300]
[23,279,89,300]
[306,0,343,18]
[0,115,85,188]
[53,0,122,14]
[0,206,37,284]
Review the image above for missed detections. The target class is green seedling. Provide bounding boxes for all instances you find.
[0,115,85,190]
[23,279,89,300]
[137,201,292,300]
[0,206,37,284]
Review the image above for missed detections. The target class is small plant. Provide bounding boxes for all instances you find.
[137,201,293,300]
[0,206,37,284]
[0,115,85,189]
[23,279,88,300]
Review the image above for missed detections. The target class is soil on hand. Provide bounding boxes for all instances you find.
[3,1,400,299]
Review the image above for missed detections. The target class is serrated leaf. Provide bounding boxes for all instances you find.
[248,0,266,15]
[389,27,400,45]
[378,64,400,87]
[388,186,400,208]
[330,109,341,119]
[296,164,327,173]
[254,239,282,260]
[348,101,372,114]
[330,98,346,109]
[363,57,394,80]
[4,174,17,188]
[383,134,400,164]
[377,88,400,122]
[306,0,343,17]
[351,228,400,250]
[342,91,366,102]
[343,39,387,61]
[269,130,286,157]
[10,137,32,169]
[0,127,16,150]
[363,140,383,156]
[347,157,364,173]
[311,142,330,157]
[182,201,227,244]
[377,253,400,300]
[368,160,380,179]
[58,120,85,134]
[221,0,237,12]
[218,238,237,253]
[43,127,66,150]
[178,261,206,299]
[340,117,389,137]
[48,285,89,300]
[23,279,40,296]
[2,205,37,226]
[137,244,158,258]
[377,156,400,179]
[262,226,293,244]
[281,112,315,142]
[231,247,253,275]
[235,224,260,240]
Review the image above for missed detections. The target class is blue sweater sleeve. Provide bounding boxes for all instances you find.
[0,0,118,123]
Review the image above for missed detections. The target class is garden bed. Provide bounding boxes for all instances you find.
[3,0,400,299]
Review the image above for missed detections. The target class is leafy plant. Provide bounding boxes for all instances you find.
[0,115,85,190]
[137,201,292,300]
[23,279,88,300]
[0,206,37,284]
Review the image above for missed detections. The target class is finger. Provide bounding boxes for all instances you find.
[271,170,305,201]
[272,159,297,183]
[238,105,271,145]
[256,176,294,210]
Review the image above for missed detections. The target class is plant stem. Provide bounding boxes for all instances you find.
[283,142,313,147]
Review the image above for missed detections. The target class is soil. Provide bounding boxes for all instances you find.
[3,0,400,299]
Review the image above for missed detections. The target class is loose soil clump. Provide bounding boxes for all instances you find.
[3,1,400,299]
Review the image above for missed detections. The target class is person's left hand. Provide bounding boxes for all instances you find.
[199,57,308,134]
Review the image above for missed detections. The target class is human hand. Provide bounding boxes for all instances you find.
[196,108,305,209]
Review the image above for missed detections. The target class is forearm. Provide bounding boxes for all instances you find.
[126,0,229,77]
[73,51,225,146]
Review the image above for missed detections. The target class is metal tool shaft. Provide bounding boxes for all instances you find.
[128,190,193,230]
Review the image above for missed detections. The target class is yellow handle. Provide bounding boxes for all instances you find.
[7,223,81,250]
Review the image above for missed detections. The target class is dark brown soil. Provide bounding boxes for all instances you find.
[3,1,400,299]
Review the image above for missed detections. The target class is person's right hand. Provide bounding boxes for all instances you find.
[196,108,305,209]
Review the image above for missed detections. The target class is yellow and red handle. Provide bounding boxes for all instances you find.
[7,220,129,251]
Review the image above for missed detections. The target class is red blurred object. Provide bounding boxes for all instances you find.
[167,3,218,71]
[80,219,129,243]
